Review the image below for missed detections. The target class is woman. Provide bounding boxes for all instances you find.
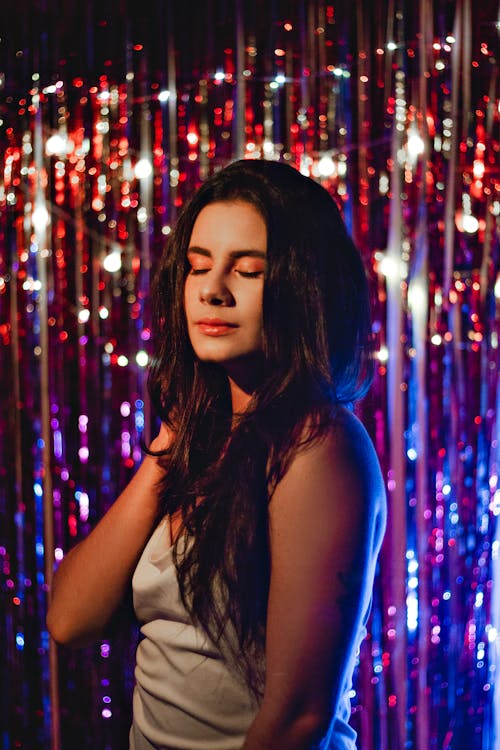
[47,159,386,750]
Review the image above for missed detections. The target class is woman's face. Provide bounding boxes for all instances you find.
[184,200,267,373]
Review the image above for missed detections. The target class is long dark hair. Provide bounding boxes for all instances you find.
[146,159,373,697]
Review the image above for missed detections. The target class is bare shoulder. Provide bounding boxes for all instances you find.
[293,406,384,496]
[269,405,386,557]
[326,406,386,538]
[320,406,385,496]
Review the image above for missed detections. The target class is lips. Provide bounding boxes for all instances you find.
[196,318,239,336]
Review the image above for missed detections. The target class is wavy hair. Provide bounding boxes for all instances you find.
[146,159,374,697]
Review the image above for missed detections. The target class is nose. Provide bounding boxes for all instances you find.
[199,270,234,306]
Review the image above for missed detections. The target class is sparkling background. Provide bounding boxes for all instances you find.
[0,1,499,748]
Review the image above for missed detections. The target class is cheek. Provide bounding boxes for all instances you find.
[253,288,265,323]
[183,277,195,312]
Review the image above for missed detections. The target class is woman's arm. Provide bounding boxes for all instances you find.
[46,424,172,648]
[242,408,386,750]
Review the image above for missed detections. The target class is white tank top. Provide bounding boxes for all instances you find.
[130,516,361,750]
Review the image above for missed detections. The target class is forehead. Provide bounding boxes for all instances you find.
[188,200,267,253]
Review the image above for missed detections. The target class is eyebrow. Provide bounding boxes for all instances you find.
[187,246,267,260]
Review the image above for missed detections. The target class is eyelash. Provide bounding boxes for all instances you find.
[237,270,263,278]
[188,268,263,278]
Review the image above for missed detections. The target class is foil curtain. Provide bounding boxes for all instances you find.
[0,1,499,748]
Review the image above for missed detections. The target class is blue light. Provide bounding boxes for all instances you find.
[408,559,418,574]
[40,630,50,649]
[16,633,25,650]
[407,595,419,631]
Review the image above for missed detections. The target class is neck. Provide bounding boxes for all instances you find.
[229,376,254,415]
[224,356,264,416]
[225,356,264,418]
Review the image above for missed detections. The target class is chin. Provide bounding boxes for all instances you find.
[191,341,258,364]
[194,350,252,365]
[196,347,265,382]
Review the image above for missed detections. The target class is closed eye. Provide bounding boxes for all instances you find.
[237,270,264,278]
[188,266,263,278]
